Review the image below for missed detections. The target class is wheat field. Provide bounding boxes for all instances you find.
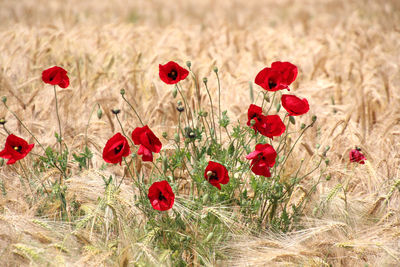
[0,0,400,266]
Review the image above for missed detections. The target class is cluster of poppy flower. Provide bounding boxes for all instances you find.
[0,62,367,212]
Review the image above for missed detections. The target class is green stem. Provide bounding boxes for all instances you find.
[121,94,145,126]
[203,82,217,141]
[85,103,99,148]
[215,71,222,143]
[53,85,62,154]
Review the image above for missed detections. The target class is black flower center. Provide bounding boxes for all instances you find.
[14,146,22,152]
[268,79,277,89]
[209,172,218,181]
[158,192,167,201]
[168,70,178,80]
[114,144,123,154]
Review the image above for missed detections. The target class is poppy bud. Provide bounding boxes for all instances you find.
[326,175,331,181]
[264,94,270,102]
[300,123,306,129]
[177,106,184,112]
[111,109,121,115]
[289,116,296,125]
[1,96,6,104]
[0,118,6,125]
[325,159,330,165]
[186,61,191,68]
[250,119,256,126]
[312,115,317,123]
[162,132,168,138]
[174,133,180,143]
[177,100,183,106]
[172,86,178,98]
[97,108,102,119]
[203,77,208,84]
[204,232,214,243]
[213,66,218,73]
[120,88,125,96]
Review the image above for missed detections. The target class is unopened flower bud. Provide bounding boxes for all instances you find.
[1,96,6,104]
[213,66,218,73]
[111,109,121,115]
[203,77,208,84]
[312,115,317,123]
[264,94,270,102]
[172,86,178,98]
[186,61,191,68]
[177,100,183,106]
[0,118,6,125]
[162,132,168,138]
[300,123,306,129]
[97,108,102,119]
[326,175,331,181]
[120,88,125,96]
[325,159,330,165]
[250,119,256,126]
[177,106,184,112]
[174,133,180,142]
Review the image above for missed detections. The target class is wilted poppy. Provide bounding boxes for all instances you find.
[0,134,34,165]
[132,125,162,162]
[246,143,277,177]
[281,94,309,116]
[102,133,131,165]
[204,161,229,190]
[159,61,189,84]
[349,147,366,164]
[148,180,175,211]
[42,66,70,88]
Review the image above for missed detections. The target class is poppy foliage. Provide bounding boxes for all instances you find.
[0,134,34,165]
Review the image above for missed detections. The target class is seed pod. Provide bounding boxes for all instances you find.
[186,61,191,68]
[120,88,125,96]
[177,106,184,112]
[172,86,178,98]
[203,77,208,84]
[213,66,218,73]
[162,132,168,138]
[111,109,120,115]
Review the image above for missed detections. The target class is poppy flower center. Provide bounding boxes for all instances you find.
[114,144,123,154]
[158,192,167,201]
[168,70,178,80]
[13,146,22,152]
[268,79,277,89]
[208,171,218,181]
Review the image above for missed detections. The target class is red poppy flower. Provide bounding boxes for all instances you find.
[247,105,285,139]
[271,61,298,87]
[148,180,175,211]
[159,61,189,84]
[281,94,309,116]
[255,61,298,91]
[0,134,34,165]
[246,144,277,177]
[349,148,366,164]
[102,133,131,165]
[259,115,286,139]
[42,66,70,88]
[255,68,284,91]
[247,104,265,133]
[204,161,229,190]
[132,125,162,162]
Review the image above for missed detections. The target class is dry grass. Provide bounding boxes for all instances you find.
[0,0,400,265]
